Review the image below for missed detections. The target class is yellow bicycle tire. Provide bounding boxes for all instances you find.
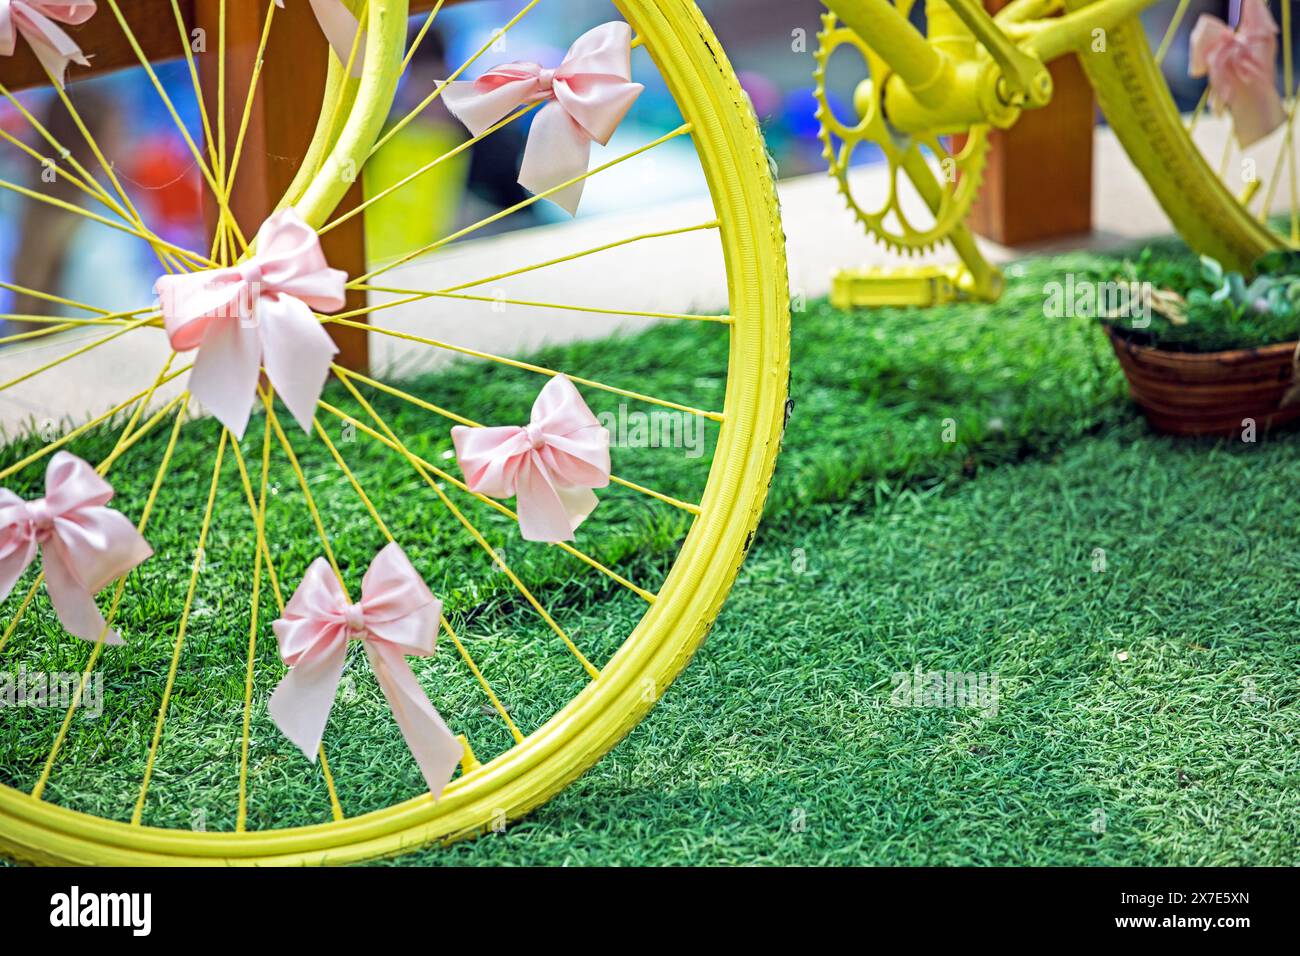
[1065,0,1285,271]
[0,0,789,865]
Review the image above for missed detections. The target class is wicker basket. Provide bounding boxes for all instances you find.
[1105,326,1300,437]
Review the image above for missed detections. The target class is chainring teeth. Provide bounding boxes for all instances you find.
[813,9,990,253]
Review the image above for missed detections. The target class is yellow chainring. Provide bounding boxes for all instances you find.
[813,9,989,255]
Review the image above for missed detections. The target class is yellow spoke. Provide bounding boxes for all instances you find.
[102,0,218,191]
[1257,111,1300,231]
[0,79,188,276]
[0,69,184,273]
[229,406,344,820]
[29,399,189,799]
[336,220,724,321]
[211,211,229,267]
[260,399,350,821]
[369,0,542,158]
[0,176,213,268]
[264,406,348,590]
[41,71,186,274]
[131,428,229,825]
[431,221,720,295]
[229,415,284,612]
[331,365,702,515]
[317,398,657,604]
[313,419,391,538]
[0,128,174,267]
[223,0,278,198]
[0,84,122,212]
[0,306,158,352]
[334,372,600,678]
[317,748,344,822]
[0,311,141,327]
[358,124,694,283]
[0,281,125,316]
[0,363,193,483]
[102,0,248,254]
[0,325,123,349]
[1153,0,1192,67]
[327,320,724,422]
[171,0,223,192]
[401,0,448,74]
[341,288,731,325]
[230,413,273,832]
[0,583,43,661]
[95,393,189,476]
[321,103,541,236]
[216,0,229,196]
[310,416,525,744]
[608,474,701,515]
[0,315,158,395]
[0,311,155,348]
[441,615,525,744]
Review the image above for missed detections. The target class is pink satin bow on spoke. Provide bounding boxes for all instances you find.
[272,0,364,77]
[443,21,644,215]
[452,375,610,543]
[1190,0,1285,147]
[154,209,345,441]
[269,544,463,799]
[0,1,97,88]
[0,452,152,646]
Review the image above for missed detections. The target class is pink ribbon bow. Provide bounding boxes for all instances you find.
[452,375,610,542]
[0,1,97,89]
[1190,0,1285,148]
[269,543,463,799]
[442,21,644,215]
[154,208,345,441]
[272,0,364,77]
[0,452,152,646]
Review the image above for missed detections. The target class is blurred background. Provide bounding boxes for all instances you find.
[0,0,1280,331]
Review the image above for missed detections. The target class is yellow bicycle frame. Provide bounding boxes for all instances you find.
[821,0,1158,134]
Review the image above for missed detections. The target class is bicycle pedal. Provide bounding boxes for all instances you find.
[830,265,966,309]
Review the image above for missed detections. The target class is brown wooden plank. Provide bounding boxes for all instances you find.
[410,1,469,12]
[966,1,1094,245]
[1,1,467,91]
[0,0,194,92]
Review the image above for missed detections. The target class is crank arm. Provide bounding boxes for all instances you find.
[942,0,1053,108]
[821,0,1051,135]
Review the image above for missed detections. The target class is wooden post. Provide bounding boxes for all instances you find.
[195,0,369,372]
[0,0,379,373]
[966,0,1095,246]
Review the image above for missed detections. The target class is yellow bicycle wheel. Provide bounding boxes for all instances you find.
[0,0,788,865]
[1060,0,1288,270]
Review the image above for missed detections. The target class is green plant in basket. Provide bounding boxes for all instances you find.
[1105,247,1300,353]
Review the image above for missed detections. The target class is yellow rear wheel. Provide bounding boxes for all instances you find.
[1065,0,1286,270]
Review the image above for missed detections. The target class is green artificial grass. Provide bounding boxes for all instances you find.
[397,421,1300,866]
[2,243,1296,864]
